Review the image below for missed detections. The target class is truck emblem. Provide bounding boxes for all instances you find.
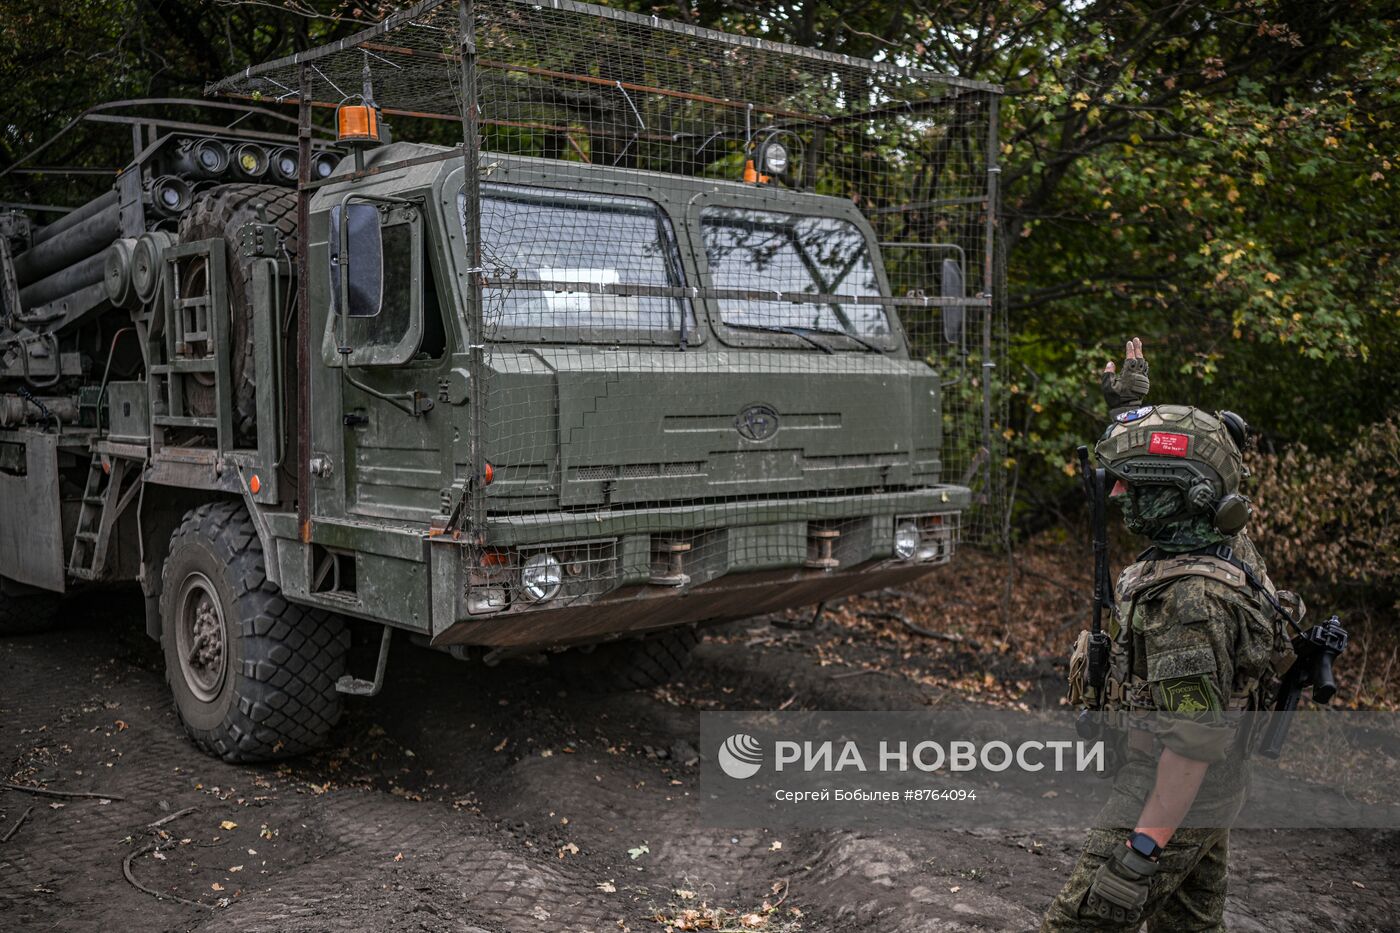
[735,404,779,441]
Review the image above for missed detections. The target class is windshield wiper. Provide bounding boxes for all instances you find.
[792,323,886,354]
[724,322,835,354]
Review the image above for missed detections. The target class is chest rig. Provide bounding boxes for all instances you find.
[1097,544,1295,713]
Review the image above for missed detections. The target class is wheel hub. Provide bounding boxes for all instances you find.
[176,572,227,702]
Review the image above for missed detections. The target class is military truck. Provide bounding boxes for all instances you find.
[0,0,999,761]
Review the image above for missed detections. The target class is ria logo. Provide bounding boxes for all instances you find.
[717,733,764,779]
[735,404,779,442]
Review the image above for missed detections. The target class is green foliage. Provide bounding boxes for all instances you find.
[997,3,1400,488]
[3,0,1397,555]
[0,1,378,205]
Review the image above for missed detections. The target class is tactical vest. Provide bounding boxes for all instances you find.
[1068,547,1299,714]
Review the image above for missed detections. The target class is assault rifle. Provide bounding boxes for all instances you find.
[1258,614,1348,759]
[1075,445,1114,727]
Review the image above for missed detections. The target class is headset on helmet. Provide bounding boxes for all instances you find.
[1094,405,1252,535]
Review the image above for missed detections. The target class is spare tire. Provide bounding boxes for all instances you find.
[178,184,298,442]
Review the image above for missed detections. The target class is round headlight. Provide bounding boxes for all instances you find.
[893,521,920,561]
[761,141,789,174]
[520,553,563,602]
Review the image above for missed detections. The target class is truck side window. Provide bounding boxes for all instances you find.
[324,206,426,366]
[361,222,411,345]
[419,246,447,359]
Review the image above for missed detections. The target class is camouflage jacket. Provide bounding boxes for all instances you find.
[1109,532,1282,762]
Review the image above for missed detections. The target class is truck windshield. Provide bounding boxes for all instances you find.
[470,184,693,338]
[700,207,890,341]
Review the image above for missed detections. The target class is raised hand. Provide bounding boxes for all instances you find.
[1101,337,1150,418]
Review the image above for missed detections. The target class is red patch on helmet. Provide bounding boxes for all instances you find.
[1148,432,1190,457]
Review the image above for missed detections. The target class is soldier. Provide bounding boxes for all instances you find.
[1041,338,1291,932]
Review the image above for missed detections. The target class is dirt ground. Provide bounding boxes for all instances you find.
[3,573,1398,933]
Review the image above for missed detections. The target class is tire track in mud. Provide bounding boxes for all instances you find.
[5,614,1400,932]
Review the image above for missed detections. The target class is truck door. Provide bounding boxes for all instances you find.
[321,198,452,523]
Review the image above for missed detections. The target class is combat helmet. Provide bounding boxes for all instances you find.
[1094,405,1252,534]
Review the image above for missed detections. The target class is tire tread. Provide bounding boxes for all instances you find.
[177,185,298,440]
[163,501,347,762]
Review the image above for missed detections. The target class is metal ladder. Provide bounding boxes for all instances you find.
[68,454,140,581]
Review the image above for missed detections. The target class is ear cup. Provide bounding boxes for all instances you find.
[1219,410,1250,451]
[1214,494,1251,535]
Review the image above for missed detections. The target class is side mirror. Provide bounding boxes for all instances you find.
[941,257,965,346]
[329,202,384,318]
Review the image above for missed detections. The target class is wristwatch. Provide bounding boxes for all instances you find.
[1126,832,1163,861]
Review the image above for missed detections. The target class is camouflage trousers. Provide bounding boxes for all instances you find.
[1039,826,1230,932]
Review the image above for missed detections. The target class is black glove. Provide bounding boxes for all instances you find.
[1101,337,1150,418]
[1084,842,1160,925]
[1101,356,1150,418]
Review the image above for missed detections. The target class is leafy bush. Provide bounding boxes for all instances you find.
[1250,417,1400,609]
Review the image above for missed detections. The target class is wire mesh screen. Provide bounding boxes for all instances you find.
[211,0,1005,633]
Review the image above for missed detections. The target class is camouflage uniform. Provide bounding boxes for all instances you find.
[1043,398,1286,932]
[1041,525,1279,932]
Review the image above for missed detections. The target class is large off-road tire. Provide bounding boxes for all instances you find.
[0,579,61,636]
[553,626,701,692]
[178,184,298,442]
[160,501,347,762]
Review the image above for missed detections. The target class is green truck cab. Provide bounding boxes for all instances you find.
[0,0,997,761]
[300,144,964,643]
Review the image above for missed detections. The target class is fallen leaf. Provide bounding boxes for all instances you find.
[229,865,243,872]
[493,738,509,753]
[950,885,961,893]
[558,842,580,858]
[740,913,766,928]
[1041,790,1058,799]
[48,802,64,810]
[115,720,128,731]
[628,844,649,860]
[152,851,167,861]
[597,881,617,893]
[393,852,405,862]
[220,820,238,831]
[769,840,783,851]
[675,889,696,900]
[1353,881,1367,889]
[211,883,224,892]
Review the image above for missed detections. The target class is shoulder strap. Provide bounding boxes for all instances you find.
[1136,543,1287,620]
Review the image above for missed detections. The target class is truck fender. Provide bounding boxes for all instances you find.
[230,463,280,591]
[137,484,239,641]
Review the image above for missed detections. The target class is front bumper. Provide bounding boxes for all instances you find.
[428,486,968,648]
[431,559,949,648]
